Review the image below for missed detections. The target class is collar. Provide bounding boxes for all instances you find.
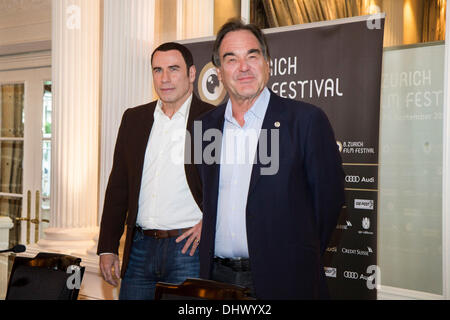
[224,87,270,123]
[155,93,193,120]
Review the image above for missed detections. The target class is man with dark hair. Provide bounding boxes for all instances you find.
[97,42,214,300]
[151,42,194,74]
[196,20,345,299]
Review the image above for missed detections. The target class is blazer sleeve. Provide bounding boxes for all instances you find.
[303,107,345,256]
[97,109,130,255]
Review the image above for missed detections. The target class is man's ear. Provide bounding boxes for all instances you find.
[189,65,196,83]
[215,67,222,81]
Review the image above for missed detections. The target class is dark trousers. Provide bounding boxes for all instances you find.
[211,259,256,298]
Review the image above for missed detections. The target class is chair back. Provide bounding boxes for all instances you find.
[5,252,85,300]
[155,278,255,300]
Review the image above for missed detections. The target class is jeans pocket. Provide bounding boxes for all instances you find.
[132,227,144,242]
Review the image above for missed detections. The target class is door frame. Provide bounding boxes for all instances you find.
[0,67,51,245]
[0,50,51,245]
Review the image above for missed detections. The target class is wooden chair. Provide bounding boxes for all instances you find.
[155,278,255,300]
[5,252,85,300]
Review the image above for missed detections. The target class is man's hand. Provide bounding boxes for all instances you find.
[175,219,202,256]
[99,253,121,287]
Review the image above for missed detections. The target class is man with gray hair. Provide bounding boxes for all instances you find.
[196,20,345,299]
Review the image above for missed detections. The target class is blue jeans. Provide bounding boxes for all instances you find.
[119,228,200,300]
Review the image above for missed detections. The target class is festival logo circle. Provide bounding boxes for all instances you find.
[198,62,226,106]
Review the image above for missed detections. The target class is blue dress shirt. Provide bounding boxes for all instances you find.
[215,88,271,258]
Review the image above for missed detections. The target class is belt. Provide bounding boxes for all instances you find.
[136,226,189,239]
[214,257,251,272]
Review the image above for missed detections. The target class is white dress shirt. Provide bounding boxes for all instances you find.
[215,88,271,258]
[136,94,202,230]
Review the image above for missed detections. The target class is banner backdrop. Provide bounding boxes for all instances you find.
[183,15,385,299]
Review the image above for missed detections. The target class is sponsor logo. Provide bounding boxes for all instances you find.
[341,247,374,256]
[354,199,374,210]
[362,217,370,230]
[341,141,375,154]
[198,62,226,106]
[358,217,374,235]
[342,266,382,289]
[324,267,337,278]
[336,220,352,230]
[345,175,361,183]
[343,271,359,279]
[336,141,343,153]
[345,176,376,184]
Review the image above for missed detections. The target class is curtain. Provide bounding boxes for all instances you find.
[251,0,271,29]
[422,0,446,42]
[260,0,381,27]
[256,0,446,43]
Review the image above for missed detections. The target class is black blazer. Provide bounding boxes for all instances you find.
[97,94,215,277]
[196,92,345,299]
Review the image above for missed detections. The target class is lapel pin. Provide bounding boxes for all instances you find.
[274,121,281,128]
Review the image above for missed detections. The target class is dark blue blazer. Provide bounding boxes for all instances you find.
[196,91,345,299]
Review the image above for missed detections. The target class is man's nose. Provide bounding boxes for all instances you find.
[239,59,250,72]
[161,70,170,82]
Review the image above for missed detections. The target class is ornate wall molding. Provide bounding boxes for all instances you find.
[0,0,50,15]
[0,49,50,71]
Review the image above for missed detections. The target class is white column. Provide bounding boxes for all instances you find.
[179,0,214,40]
[35,0,101,253]
[80,0,156,300]
[97,0,155,227]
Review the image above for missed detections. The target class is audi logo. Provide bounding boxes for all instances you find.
[343,271,359,279]
[345,175,360,183]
